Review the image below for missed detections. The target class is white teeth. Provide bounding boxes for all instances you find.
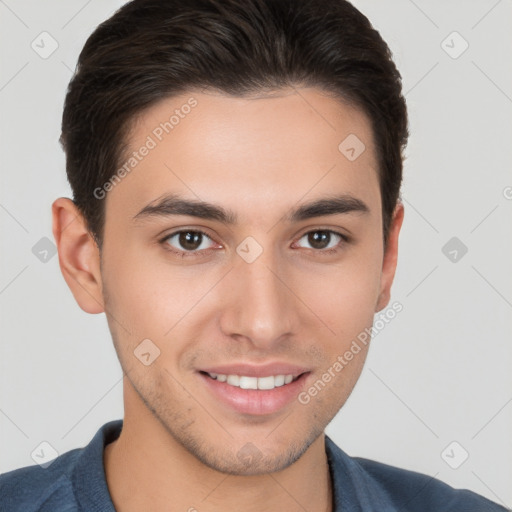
[239,376,258,389]
[207,372,298,390]
[257,376,276,390]
[274,375,285,387]
[226,375,240,386]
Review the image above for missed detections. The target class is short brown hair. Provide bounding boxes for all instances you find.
[60,0,408,249]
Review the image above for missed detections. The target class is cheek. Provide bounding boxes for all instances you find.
[301,251,383,338]
[102,243,221,356]
[101,240,172,341]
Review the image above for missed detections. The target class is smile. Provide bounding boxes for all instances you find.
[205,372,301,390]
[198,371,310,415]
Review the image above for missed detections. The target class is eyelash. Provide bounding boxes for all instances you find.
[158,228,349,259]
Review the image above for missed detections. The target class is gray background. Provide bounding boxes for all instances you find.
[1,0,511,508]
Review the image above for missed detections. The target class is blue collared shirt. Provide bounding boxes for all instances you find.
[0,419,507,511]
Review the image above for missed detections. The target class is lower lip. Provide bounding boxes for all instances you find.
[198,372,310,416]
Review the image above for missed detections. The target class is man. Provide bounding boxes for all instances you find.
[0,0,506,510]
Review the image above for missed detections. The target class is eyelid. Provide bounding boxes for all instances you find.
[159,225,218,242]
[296,226,350,242]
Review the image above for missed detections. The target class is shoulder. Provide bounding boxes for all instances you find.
[354,455,507,511]
[325,435,508,511]
[0,448,82,512]
[0,419,122,512]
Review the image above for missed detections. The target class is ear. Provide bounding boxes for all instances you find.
[375,201,404,312]
[51,197,104,314]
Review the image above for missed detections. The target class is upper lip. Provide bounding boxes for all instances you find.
[199,362,310,378]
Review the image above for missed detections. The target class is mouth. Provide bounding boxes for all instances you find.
[197,370,310,416]
[199,371,305,390]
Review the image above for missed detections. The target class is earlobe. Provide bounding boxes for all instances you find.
[51,197,105,314]
[376,201,404,312]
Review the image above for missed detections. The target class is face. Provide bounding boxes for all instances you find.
[56,86,403,476]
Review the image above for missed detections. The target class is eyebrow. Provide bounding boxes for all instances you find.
[132,193,370,225]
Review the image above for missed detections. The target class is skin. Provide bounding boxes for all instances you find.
[52,86,404,512]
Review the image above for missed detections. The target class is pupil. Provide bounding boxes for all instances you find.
[180,231,201,250]
[309,231,330,249]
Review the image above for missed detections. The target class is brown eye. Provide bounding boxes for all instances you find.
[162,230,215,255]
[296,230,346,252]
[177,231,203,251]
[308,231,331,250]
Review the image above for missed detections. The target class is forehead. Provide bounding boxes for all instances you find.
[105,87,380,225]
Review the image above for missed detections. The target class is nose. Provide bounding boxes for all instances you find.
[218,249,298,349]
